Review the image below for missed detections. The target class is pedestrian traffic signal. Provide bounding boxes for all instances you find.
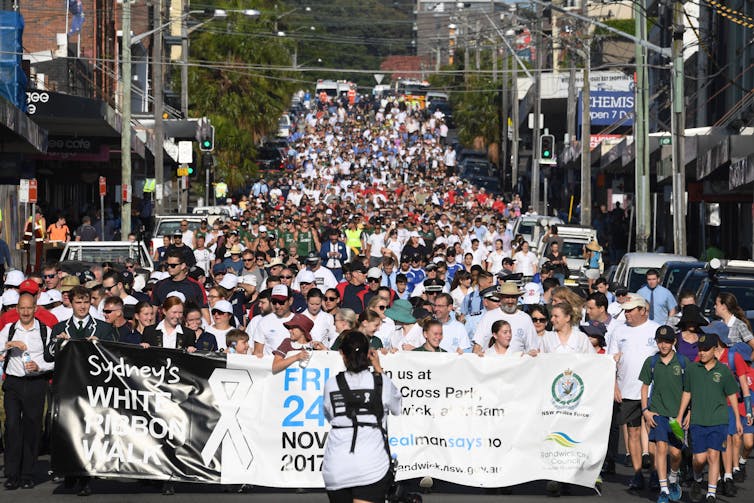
[540,134,555,162]
[199,125,215,152]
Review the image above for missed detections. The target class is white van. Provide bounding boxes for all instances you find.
[613,253,698,292]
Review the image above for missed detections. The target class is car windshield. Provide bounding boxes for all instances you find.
[664,266,693,293]
[463,162,492,177]
[545,241,586,259]
[156,220,201,237]
[679,270,706,295]
[701,284,754,313]
[518,222,535,236]
[65,245,145,266]
[628,268,651,292]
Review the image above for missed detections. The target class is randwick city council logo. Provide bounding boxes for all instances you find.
[545,432,581,448]
[551,369,584,410]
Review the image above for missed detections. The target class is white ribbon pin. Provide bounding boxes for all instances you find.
[201,368,254,469]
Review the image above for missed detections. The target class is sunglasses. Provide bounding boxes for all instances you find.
[103,285,115,291]
[280,275,293,279]
[531,317,547,323]
[367,278,380,283]
[102,309,119,314]
[166,263,182,268]
[43,274,57,279]
[243,259,255,262]
[211,310,229,316]
[375,305,387,310]
[324,296,339,301]
[271,298,288,305]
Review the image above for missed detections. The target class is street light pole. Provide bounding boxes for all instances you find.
[671,0,687,254]
[153,0,165,215]
[181,0,189,119]
[121,0,132,238]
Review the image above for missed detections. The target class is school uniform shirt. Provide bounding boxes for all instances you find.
[638,352,686,418]
[637,284,677,324]
[253,312,295,356]
[484,346,524,357]
[373,317,396,348]
[540,329,595,354]
[608,319,660,400]
[322,370,402,491]
[387,323,424,351]
[0,320,55,377]
[684,359,739,426]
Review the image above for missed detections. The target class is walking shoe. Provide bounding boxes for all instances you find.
[546,480,561,497]
[732,468,744,483]
[705,495,716,503]
[719,478,737,497]
[642,453,653,470]
[649,471,660,491]
[668,482,682,501]
[657,491,670,503]
[628,471,645,491]
[690,480,704,503]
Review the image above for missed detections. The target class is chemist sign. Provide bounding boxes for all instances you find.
[578,91,634,126]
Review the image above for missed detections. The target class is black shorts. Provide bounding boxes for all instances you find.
[620,399,643,428]
[327,469,393,503]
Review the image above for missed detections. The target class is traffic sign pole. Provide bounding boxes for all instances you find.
[99,176,107,240]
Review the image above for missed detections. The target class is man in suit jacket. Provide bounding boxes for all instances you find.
[319,228,348,282]
[47,285,116,361]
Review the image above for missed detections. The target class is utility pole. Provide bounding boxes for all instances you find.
[634,0,650,252]
[511,53,519,194]
[671,0,686,254]
[153,0,165,215]
[531,6,543,213]
[567,66,576,146]
[121,0,132,237]
[580,4,591,227]
[180,0,189,119]
[501,47,509,192]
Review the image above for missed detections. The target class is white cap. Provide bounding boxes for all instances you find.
[432,256,444,264]
[4,269,24,287]
[46,289,63,303]
[37,291,53,306]
[408,230,420,238]
[2,289,20,306]
[240,274,258,287]
[166,291,186,303]
[299,270,316,284]
[132,275,146,293]
[212,299,233,314]
[366,267,382,280]
[271,284,290,300]
[259,225,268,232]
[218,273,239,290]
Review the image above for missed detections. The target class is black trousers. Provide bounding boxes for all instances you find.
[3,374,48,480]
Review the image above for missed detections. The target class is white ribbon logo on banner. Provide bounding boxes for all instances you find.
[202,369,254,468]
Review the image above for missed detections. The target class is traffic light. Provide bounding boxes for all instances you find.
[540,134,555,162]
[199,125,215,151]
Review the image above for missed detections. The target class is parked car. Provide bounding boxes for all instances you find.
[255,142,286,172]
[696,259,754,326]
[277,114,292,138]
[676,267,708,298]
[613,253,698,292]
[511,215,563,247]
[458,158,501,194]
[150,215,204,253]
[60,241,154,273]
[536,225,597,286]
[659,260,706,296]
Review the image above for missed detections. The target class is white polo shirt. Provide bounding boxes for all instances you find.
[608,319,660,400]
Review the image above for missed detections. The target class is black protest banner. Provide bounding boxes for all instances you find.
[51,341,226,482]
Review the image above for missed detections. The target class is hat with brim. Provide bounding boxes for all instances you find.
[225,244,243,258]
[497,281,523,297]
[677,304,709,330]
[266,257,284,268]
[283,313,314,341]
[59,275,81,292]
[620,293,647,311]
[586,240,602,252]
[700,320,731,346]
[385,299,416,324]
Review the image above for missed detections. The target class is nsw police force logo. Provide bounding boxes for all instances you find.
[551,369,584,410]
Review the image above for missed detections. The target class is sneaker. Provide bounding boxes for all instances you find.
[649,471,660,491]
[719,478,737,497]
[733,469,744,483]
[705,495,716,503]
[668,482,682,501]
[642,453,653,470]
[690,480,704,503]
[629,472,645,491]
[658,491,670,503]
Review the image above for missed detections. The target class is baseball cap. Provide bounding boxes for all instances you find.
[305,251,320,264]
[212,263,227,275]
[580,320,608,338]
[37,291,54,306]
[423,278,444,293]
[351,263,368,274]
[2,289,19,306]
[172,229,183,237]
[219,274,239,290]
[502,257,516,266]
[283,313,314,341]
[697,332,719,351]
[366,267,382,280]
[212,300,233,314]
[271,285,290,301]
[4,269,24,287]
[299,270,316,284]
[46,289,63,304]
[654,325,676,343]
[166,291,186,303]
[19,279,40,295]
[620,293,647,311]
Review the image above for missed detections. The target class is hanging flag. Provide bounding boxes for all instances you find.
[68,0,85,36]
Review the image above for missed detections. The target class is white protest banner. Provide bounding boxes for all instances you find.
[224,352,615,489]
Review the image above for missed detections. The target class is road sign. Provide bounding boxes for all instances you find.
[374,73,384,84]
[659,136,672,146]
[178,141,193,163]
[28,179,38,203]
[177,166,190,177]
[99,176,107,197]
[19,179,29,203]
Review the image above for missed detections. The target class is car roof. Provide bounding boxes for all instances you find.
[620,253,698,267]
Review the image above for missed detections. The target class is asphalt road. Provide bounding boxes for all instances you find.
[2,453,752,501]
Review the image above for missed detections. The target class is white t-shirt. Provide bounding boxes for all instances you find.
[322,370,401,490]
[253,312,295,356]
[305,310,338,348]
[607,319,660,400]
[540,329,596,354]
[367,232,386,258]
[373,317,397,348]
[388,323,424,350]
[473,309,538,353]
[514,251,538,276]
[440,319,471,353]
[205,325,232,350]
